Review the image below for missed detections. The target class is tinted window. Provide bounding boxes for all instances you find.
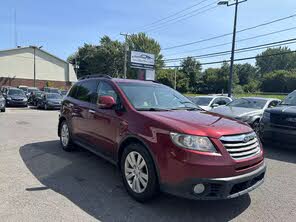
[68,84,79,99]
[76,80,99,103]
[47,93,62,99]
[214,97,231,106]
[8,89,25,96]
[282,91,296,106]
[97,82,119,103]
[268,100,280,108]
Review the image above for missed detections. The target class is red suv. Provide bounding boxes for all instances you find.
[58,75,266,202]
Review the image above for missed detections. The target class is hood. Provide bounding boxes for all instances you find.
[142,110,252,139]
[9,94,26,99]
[267,105,296,116]
[211,106,262,118]
[47,98,62,103]
[199,105,211,111]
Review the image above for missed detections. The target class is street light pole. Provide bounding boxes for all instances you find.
[120,33,130,79]
[31,45,43,87]
[218,0,247,97]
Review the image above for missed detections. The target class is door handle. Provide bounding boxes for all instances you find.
[89,109,96,114]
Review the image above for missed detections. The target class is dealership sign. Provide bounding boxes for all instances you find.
[130,51,155,70]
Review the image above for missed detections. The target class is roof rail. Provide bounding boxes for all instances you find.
[78,74,112,80]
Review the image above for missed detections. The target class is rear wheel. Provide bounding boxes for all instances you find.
[44,104,48,110]
[121,143,159,202]
[1,108,5,112]
[59,120,74,151]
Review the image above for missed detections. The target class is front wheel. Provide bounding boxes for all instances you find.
[59,121,74,151]
[121,143,159,202]
[1,108,5,112]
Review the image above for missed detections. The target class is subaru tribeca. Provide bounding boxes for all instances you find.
[58,75,266,202]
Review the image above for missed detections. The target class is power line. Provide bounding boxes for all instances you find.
[164,50,296,67]
[165,26,296,57]
[164,38,296,62]
[135,0,213,31]
[142,1,219,33]
[162,12,296,50]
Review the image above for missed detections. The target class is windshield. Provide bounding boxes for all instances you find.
[8,89,25,96]
[227,98,267,109]
[49,88,59,93]
[118,83,197,110]
[47,93,62,99]
[192,97,213,106]
[281,91,296,106]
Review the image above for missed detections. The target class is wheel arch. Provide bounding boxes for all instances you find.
[117,135,161,183]
[58,116,67,137]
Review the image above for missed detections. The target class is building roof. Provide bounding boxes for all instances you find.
[0,46,69,64]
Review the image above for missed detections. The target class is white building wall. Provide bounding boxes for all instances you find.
[0,47,77,82]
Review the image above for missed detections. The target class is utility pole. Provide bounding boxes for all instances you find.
[218,0,247,97]
[174,68,177,89]
[31,45,43,87]
[120,33,130,79]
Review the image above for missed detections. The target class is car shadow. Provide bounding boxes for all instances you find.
[20,141,251,222]
[264,144,296,164]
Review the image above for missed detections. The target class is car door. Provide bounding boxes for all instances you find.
[88,81,125,159]
[69,80,98,143]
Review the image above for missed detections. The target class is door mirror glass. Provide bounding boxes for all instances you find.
[98,96,116,109]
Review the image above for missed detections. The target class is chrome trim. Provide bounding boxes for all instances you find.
[222,138,257,147]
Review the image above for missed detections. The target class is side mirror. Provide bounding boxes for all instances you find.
[212,103,219,108]
[98,96,116,109]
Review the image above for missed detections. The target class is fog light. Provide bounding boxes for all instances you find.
[193,184,205,194]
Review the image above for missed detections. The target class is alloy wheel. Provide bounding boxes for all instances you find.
[124,151,149,193]
[61,123,69,147]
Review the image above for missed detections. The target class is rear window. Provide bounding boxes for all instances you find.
[8,89,25,96]
[228,98,267,109]
[192,97,213,106]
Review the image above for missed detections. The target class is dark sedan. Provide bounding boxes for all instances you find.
[37,93,63,110]
[3,88,28,107]
[261,90,296,148]
[211,97,281,134]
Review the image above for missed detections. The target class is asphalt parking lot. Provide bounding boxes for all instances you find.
[0,108,295,222]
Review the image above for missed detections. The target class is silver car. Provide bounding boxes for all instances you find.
[189,95,232,111]
[211,97,281,133]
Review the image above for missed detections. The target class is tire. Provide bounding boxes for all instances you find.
[1,108,5,112]
[44,104,48,110]
[121,143,159,202]
[59,120,74,152]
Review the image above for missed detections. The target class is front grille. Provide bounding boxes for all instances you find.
[220,132,261,160]
[12,98,24,101]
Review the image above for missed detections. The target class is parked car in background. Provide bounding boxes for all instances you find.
[0,92,6,112]
[28,91,44,106]
[3,87,28,107]
[43,87,60,94]
[212,97,281,134]
[189,95,232,111]
[58,75,265,202]
[37,93,62,110]
[1,86,11,94]
[18,85,28,93]
[60,90,68,98]
[261,90,296,148]
[26,87,40,97]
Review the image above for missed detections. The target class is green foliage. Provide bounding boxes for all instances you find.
[176,72,189,93]
[68,33,163,79]
[261,70,296,93]
[156,69,175,88]
[256,47,296,74]
[180,57,201,92]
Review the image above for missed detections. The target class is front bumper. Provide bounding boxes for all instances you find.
[161,162,266,200]
[261,122,296,148]
[6,100,27,106]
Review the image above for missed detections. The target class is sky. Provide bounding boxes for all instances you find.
[1,0,296,68]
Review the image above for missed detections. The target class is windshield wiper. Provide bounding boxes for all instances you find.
[171,107,202,111]
[136,108,171,111]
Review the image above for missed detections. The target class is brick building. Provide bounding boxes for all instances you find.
[0,46,77,89]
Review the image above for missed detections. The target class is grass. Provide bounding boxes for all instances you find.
[185,93,287,100]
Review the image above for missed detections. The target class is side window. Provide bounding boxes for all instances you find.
[268,100,279,108]
[219,98,231,105]
[97,82,119,103]
[212,98,221,106]
[76,80,99,103]
[68,84,79,99]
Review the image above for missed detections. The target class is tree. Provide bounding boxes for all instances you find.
[156,69,175,88]
[235,63,258,85]
[68,33,163,79]
[256,47,296,74]
[180,57,201,93]
[261,70,296,93]
[127,33,164,79]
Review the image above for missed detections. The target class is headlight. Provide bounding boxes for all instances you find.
[263,112,270,120]
[170,133,217,153]
[6,96,12,100]
[23,98,28,102]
